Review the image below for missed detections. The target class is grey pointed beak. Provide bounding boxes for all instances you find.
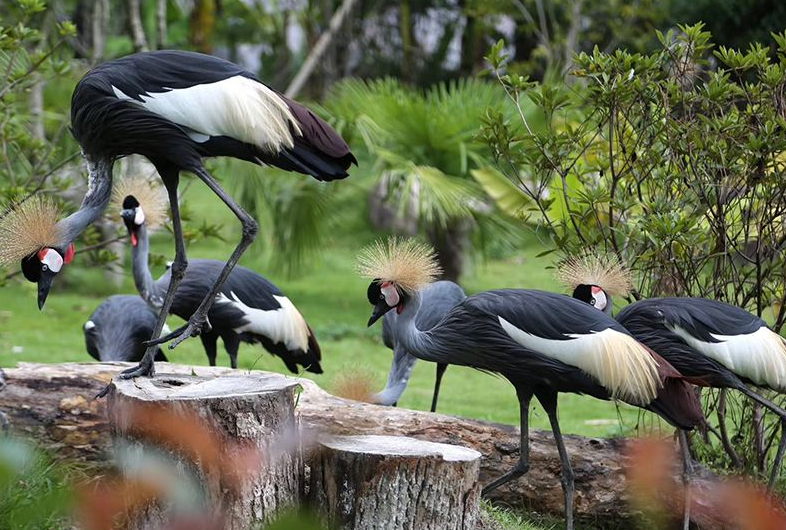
[37,271,56,310]
[367,301,394,327]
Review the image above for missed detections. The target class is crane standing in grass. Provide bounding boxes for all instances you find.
[374,280,465,412]
[0,50,354,383]
[560,253,786,489]
[359,238,703,530]
[84,295,169,363]
[117,176,322,373]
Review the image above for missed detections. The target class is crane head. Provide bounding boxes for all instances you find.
[120,195,145,247]
[572,284,611,314]
[21,244,75,309]
[366,279,409,327]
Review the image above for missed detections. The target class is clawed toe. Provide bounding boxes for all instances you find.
[118,360,155,379]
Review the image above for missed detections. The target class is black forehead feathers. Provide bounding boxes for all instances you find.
[572,284,593,303]
[122,195,140,209]
[366,280,381,305]
[21,252,41,283]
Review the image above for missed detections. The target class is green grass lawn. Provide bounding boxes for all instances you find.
[0,182,670,439]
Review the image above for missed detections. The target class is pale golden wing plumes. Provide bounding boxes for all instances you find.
[356,237,442,293]
[0,196,62,265]
[111,174,169,230]
[555,250,633,296]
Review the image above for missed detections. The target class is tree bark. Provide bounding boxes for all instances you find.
[126,0,149,52]
[106,372,302,529]
[0,362,726,528]
[308,435,481,530]
[285,0,361,98]
[156,0,167,49]
[91,0,108,62]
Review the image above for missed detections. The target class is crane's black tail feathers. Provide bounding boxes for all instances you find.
[266,141,355,182]
[645,349,705,431]
[252,326,323,375]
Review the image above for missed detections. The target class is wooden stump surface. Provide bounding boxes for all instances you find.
[309,434,481,530]
[107,371,302,529]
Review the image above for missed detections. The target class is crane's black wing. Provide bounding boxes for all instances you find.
[72,50,354,180]
[170,260,322,374]
[616,297,786,390]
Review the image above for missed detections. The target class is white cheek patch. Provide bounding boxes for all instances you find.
[134,207,146,225]
[40,248,63,273]
[381,283,400,307]
[593,290,608,311]
[84,321,96,331]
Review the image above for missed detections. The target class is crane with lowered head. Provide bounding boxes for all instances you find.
[0,50,354,384]
[84,295,169,363]
[116,175,322,374]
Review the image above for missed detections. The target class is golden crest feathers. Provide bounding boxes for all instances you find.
[111,174,169,230]
[555,250,633,297]
[0,195,62,266]
[356,237,442,293]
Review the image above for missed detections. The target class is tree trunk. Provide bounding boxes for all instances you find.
[127,0,149,52]
[106,371,302,529]
[189,0,216,54]
[0,362,726,528]
[285,0,361,98]
[427,219,472,283]
[308,435,481,530]
[91,0,108,62]
[156,0,167,49]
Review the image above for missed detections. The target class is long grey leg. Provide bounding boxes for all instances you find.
[153,166,258,350]
[541,392,575,530]
[200,333,219,366]
[768,420,786,490]
[222,333,241,369]
[678,430,693,530]
[116,175,187,380]
[430,363,448,413]
[482,388,533,496]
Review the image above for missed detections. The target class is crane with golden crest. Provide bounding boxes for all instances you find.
[358,237,703,530]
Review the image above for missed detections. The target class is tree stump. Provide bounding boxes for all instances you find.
[106,371,301,529]
[308,434,482,530]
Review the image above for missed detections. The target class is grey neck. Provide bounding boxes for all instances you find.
[391,290,441,363]
[131,223,167,308]
[55,158,114,247]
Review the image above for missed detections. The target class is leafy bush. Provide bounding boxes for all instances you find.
[482,24,786,482]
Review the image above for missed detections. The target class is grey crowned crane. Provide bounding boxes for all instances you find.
[117,176,321,373]
[560,253,786,489]
[375,280,466,411]
[0,50,354,382]
[358,238,703,530]
[84,295,169,363]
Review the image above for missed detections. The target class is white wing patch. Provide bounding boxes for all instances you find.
[670,325,786,391]
[498,317,660,405]
[111,76,301,153]
[216,291,310,352]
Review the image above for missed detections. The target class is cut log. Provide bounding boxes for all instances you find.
[0,363,726,528]
[308,434,481,530]
[106,371,301,529]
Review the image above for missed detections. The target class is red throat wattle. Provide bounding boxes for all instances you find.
[396,304,404,314]
[64,243,75,264]
[131,233,138,247]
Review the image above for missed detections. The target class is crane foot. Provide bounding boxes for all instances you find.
[167,314,212,350]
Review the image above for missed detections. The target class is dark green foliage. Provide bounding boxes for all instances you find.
[482,24,786,483]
